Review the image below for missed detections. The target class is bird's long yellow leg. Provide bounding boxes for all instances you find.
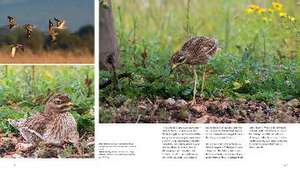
[201,65,207,96]
[191,66,198,105]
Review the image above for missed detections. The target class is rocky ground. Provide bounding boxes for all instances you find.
[0,131,94,158]
[100,97,300,123]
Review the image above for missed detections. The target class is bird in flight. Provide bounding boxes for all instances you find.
[54,17,66,30]
[170,36,219,105]
[23,24,35,39]
[48,19,59,42]
[10,44,25,58]
[7,16,17,29]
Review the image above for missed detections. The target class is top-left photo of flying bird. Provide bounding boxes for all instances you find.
[0,0,94,64]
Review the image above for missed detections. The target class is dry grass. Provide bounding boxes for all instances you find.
[0,51,94,64]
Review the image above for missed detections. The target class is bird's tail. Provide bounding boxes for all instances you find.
[8,119,23,128]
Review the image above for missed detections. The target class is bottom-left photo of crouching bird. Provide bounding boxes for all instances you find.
[0,65,94,158]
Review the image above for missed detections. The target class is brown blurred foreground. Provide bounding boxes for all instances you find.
[0,51,94,64]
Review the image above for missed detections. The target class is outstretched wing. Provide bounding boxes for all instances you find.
[54,17,60,23]
[49,19,54,29]
[20,46,25,52]
[53,17,66,30]
[7,16,16,29]
[17,44,25,52]
[54,21,66,30]
[7,16,14,20]
[11,47,16,58]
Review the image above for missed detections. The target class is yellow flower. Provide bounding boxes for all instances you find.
[279,12,288,18]
[249,4,260,11]
[258,8,267,14]
[272,2,283,11]
[245,8,254,14]
[288,16,296,22]
[233,82,242,90]
[245,4,260,14]
[262,17,272,22]
[262,17,268,21]
[268,8,274,14]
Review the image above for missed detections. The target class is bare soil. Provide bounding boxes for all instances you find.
[0,132,94,158]
[100,97,300,123]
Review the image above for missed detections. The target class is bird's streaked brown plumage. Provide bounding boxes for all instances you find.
[48,17,66,42]
[7,16,17,29]
[54,17,66,30]
[171,36,218,67]
[48,19,59,42]
[9,93,81,154]
[23,24,34,39]
[170,36,219,105]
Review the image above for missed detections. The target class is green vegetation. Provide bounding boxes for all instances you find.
[100,0,300,123]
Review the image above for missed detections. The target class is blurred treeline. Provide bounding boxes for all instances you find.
[0,25,94,54]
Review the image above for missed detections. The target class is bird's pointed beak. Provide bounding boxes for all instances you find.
[171,64,178,70]
[169,64,178,74]
[66,102,73,107]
